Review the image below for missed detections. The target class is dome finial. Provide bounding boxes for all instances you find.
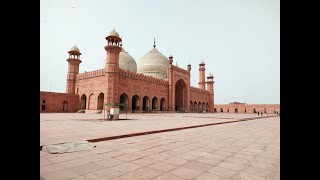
[153,37,156,48]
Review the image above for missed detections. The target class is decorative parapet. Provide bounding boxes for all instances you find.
[119,69,168,85]
[76,69,105,80]
[172,65,189,74]
[215,104,280,106]
[40,91,78,96]
[190,86,210,93]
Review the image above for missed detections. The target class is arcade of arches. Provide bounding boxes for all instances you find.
[79,93,167,112]
[76,90,214,113]
[214,104,280,114]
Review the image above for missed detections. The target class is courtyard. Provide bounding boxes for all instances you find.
[40,113,280,180]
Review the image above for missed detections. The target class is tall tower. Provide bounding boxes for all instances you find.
[198,61,206,89]
[66,46,82,94]
[206,73,214,112]
[187,63,191,112]
[167,55,174,111]
[104,29,122,113]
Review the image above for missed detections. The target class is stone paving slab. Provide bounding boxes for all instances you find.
[41,113,271,146]
[40,115,280,180]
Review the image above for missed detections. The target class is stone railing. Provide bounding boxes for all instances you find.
[190,86,210,93]
[76,69,105,80]
[172,65,189,74]
[119,69,168,85]
[40,91,78,96]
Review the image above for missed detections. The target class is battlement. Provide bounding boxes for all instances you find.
[40,91,78,96]
[190,86,210,93]
[119,69,168,85]
[76,69,105,80]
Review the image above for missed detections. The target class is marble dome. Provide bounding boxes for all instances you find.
[119,47,137,72]
[137,47,169,79]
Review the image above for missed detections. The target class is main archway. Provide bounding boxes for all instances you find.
[175,79,187,112]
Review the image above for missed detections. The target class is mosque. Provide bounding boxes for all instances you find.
[40,29,214,113]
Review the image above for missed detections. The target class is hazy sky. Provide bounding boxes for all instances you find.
[40,0,279,104]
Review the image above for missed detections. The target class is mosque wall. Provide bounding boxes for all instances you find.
[76,74,105,110]
[189,87,211,112]
[118,69,169,111]
[40,91,79,112]
[214,104,280,114]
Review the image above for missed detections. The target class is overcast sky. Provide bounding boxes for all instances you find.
[40,0,279,104]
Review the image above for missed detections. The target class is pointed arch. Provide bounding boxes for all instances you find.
[152,97,158,111]
[175,79,187,112]
[88,93,95,109]
[160,98,166,111]
[132,95,140,111]
[80,94,87,110]
[97,93,104,110]
[142,96,150,111]
[120,93,129,111]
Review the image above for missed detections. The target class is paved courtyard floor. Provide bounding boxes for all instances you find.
[40,113,280,180]
[41,113,270,146]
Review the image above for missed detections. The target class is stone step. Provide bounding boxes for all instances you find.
[84,110,102,114]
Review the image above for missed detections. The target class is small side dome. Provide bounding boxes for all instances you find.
[108,29,120,37]
[70,45,80,52]
[208,72,213,77]
[119,47,137,72]
[199,61,205,65]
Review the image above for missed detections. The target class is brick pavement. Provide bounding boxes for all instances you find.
[40,114,280,180]
[40,113,269,146]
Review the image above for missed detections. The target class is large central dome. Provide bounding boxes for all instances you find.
[119,47,137,72]
[137,47,169,79]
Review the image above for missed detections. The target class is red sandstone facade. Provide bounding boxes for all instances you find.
[40,92,79,112]
[40,30,215,113]
[214,102,280,114]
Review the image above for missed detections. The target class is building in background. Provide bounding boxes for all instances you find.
[40,29,214,113]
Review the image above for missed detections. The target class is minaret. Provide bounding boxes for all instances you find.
[167,54,173,111]
[187,63,191,112]
[198,61,206,89]
[66,46,82,94]
[104,29,122,117]
[206,73,214,112]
